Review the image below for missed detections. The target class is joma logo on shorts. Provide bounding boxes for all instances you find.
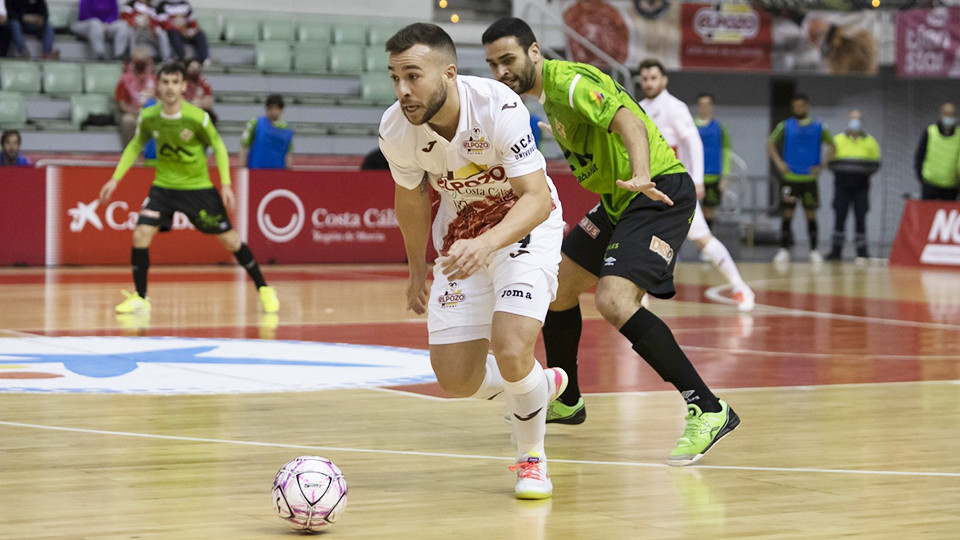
[501,290,532,299]
[649,236,674,264]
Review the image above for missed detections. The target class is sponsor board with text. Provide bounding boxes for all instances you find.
[890,200,960,268]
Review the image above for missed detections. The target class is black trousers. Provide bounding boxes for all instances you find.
[921,183,960,201]
[833,174,870,237]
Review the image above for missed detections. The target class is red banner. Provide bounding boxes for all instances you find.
[890,200,960,269]
[49,166,235,265]
[681,3,772,71]
[897,8,960,78]
[0,167,46,265]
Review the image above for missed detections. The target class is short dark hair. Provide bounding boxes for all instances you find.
[265,94,285,109]
[385,23,457,65]
[1,130,21,146]
[696,92,715,102]
[481,17,537,52]
[157,61,186,79]
[638,58,666,74]
[792,93,810,103]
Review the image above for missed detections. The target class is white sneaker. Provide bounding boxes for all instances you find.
[732,287,755,312]
[510,452,553,499]
[809,250,824,264]
[772,248,790,264]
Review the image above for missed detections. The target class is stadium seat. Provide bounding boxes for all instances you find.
[0,61,42,93]
[363,48,389,73]
[296,21,330,43]
[328,45,363,74]
[261,19,296,42]
[43,63,84,97]
[360,73,396,104]
[83,64,123,95]
[255,41,292,73]
[367,24,402,47]
[224,17,260,44]
[0,91,27,128]
[293,44,328,74]
[71,94,113,128]
[47,3,76,31]
[331,23,366,45]
[195,13,223,41]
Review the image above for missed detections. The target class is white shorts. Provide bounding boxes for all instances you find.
[686,200,712,241]
[428,213,563,345]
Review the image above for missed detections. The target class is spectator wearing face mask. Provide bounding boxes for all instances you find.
[115,47,156,145]
[183,58,215,121]
[915,102,960,201]
[826,110,880,261]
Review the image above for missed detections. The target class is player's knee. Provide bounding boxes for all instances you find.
[132,226,155,247]
[433,371,478,398]
[593,289,633,327]
[218,231,241,252]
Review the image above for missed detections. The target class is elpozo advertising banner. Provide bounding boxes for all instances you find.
[896,7,960,78]
[681,3,772,71]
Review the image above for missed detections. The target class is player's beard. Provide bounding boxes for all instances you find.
[405,82,447,126]
[501,56,537,95]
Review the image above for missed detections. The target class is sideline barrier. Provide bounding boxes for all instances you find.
[890,199,960,269]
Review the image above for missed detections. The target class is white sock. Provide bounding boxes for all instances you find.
[702,237,748,292]
[468,354,506,400]
[504,361,548,459]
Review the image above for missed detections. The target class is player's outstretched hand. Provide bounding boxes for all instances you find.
[405,273,429,315]
[440,237,494,281]
[221,185,235,213]
[616,176,674,206]
[99,179,119,205]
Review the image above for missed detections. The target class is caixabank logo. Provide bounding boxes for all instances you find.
[0,337,435,394]
[921,208,960,266]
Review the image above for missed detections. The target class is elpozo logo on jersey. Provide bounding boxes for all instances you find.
[0,337,435,394]
[920,208,960,266]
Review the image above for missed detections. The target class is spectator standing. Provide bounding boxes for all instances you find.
[1,130,31,166]
[72,0,131,60]
[5,0,58,59]
[914,102,960,201]
[156,0,208,64]
[239,94,293,169]
[121,0,170,61]
[826,110,880,260]
[115,47,156,145]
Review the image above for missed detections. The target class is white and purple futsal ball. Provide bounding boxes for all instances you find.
[272,456,348,531]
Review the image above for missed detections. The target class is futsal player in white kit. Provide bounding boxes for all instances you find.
[637,59,756,311]
[379,23,567,499]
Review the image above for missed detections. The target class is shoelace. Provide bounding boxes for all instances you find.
[509,460,545,481]
[682,412,708,439]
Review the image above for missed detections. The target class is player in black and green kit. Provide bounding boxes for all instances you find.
[483,18,738,465]
[98,62,279,315]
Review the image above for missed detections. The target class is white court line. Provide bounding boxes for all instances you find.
[704,284,960,331]
[2,420,957,479]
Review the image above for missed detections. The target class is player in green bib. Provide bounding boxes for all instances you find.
[98,61,279,316]
[484,17,738,466]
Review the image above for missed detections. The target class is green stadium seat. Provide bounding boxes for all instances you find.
[367,24,402,47]
[43,63,83,97]
[195,13,222,41]
[297,21,330,43]
[255,41,292,73]
[360,73,396,104]
[71,94,113,128]
[223,17,260,44]
[363,48,389,73]
[331,23,365,45]
[1,62,42,93]
[261,19,296,42]
[47,3,77,31]
[0,91,27,128]
[328,45,363,74]
[83,64,123,95]
[293,44,328,74]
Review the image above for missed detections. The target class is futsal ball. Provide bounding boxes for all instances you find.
[271,456,348,531]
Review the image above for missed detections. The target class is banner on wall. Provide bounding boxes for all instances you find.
[890,200,960,269]
[681,3,772,71]
[896,8,960,78]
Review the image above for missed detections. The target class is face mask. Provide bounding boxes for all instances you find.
[187,73,200,82]
[942,116,957,128]
[133,60,147,72]
[847,119,861,131]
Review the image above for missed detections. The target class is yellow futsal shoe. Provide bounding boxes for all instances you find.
[115,290,150,313]
[258,286,279,313]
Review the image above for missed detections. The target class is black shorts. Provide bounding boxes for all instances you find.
[562,172,696,299]
[137,185,233,234]
[702,182,722,208]
[780,180,819,210]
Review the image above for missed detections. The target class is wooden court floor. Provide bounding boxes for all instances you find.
[1,261,959,539]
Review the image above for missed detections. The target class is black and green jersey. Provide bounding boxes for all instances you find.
[112,101,231,190]
[540,59,685,222]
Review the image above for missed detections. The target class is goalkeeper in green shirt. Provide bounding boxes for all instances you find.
[483,17,738,466]
[98,61,279,315]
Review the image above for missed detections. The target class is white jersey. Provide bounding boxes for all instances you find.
[640,89,704,186]
[379,75,561,255]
